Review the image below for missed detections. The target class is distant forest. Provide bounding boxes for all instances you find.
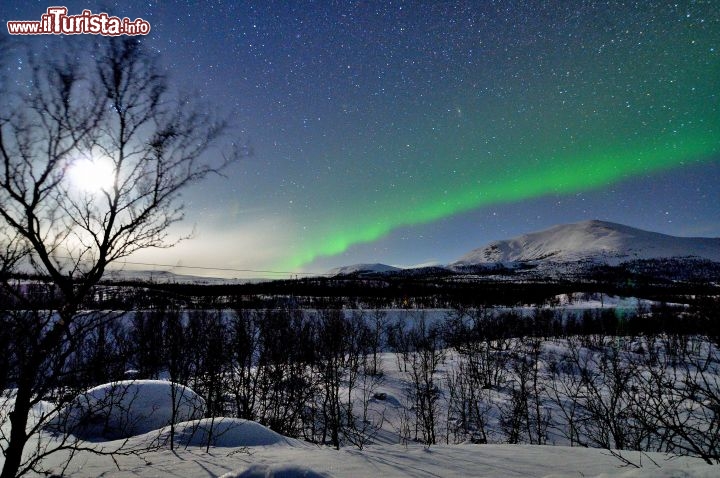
[3,259,719,312]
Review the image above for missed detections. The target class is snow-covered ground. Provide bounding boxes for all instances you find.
[31,440,717,477]
[3,393,715,478]
[3,341,718,477]
[2,301,717,477]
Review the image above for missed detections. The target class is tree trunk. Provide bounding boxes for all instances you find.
[1,377,32,478]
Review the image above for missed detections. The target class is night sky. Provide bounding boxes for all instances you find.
[3,1,719,278]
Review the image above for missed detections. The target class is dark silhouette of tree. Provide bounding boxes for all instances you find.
[0,36,240,478]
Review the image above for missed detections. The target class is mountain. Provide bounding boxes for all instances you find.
[101,269,249,284]
[454,220,720,266]
[327,263,402,276]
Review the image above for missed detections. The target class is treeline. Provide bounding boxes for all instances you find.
[86,278,580,310]
[2,273,716,311]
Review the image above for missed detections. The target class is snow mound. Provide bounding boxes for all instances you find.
[153,418,304,448]
[455,219,720,265]
[46,380,205,440]
[220,464,329,478]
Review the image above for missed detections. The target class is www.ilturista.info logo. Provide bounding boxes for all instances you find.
[7,7,151,36]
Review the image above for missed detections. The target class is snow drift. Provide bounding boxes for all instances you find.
[151,418,304,448]
[46,380,205,440]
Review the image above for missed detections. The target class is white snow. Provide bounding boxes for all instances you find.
[3,368,718,477]
[327,263,403,276]
[4,312,720,477]
[101,269,250,284]
[22,440,716,477]
[46,380,205,440]
[454,220,720,265]
[148,417,306,448]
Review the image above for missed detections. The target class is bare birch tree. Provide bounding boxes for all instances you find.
[0,37,241,478]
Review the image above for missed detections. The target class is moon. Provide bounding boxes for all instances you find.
[67,157,115,193]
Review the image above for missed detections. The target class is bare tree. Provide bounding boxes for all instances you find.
[546,337,584,446]
[344,369,386,450]
[633,336,720,464]
[227,308,260,421]
[499,342,531,444]
[406,313,445,445]
[446,360,493,444]
[367,308,389,376]
[0,37,240,478]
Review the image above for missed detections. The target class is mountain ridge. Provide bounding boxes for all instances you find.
[454,219,720,266]
[327,263,402,276]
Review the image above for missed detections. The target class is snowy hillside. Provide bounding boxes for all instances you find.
[101,269,250,284]
[455,220,720,265]
[328,263,402,276]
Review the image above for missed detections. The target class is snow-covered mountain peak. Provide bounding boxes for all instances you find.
[454,220,720,265]
[327,263,402,276]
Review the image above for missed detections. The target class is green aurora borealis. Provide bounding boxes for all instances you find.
[276,5,719,271]
[282,132,718,270]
